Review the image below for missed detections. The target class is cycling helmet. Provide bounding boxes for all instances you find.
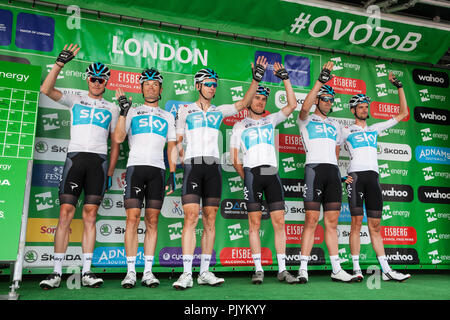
[86,62,110,80]
[194,68,219,84]
[349,94,371,109]
[140,68,163,84]
[317,84,335,97]
[256,85,270,97]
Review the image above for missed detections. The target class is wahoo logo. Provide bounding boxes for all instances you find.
[348,131,377,149]
[186,112,222,130]
[306,122,337,140]
[375,83,388,97]
[131,115,168,137]
[375,64,387,77]
[173,79,189,95]
[425,208,437,223]
[419,89,431,102]
[228,223,244,241]
[418,186,450,204]
[420,128,432,142]
[242,124,274,149]
[413,69,449,88]
[427,228,439,244]
[72,105,112,129]
[422,166,434,181]
[230,86,244,102]
[428,249,441,264]
[414,107,449,126]
[168,222,183,240]
[228,176,243,193]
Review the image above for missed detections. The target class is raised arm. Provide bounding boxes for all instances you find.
[40,44,80,101]
[273,62,297,117]
[389,72,409,122]
[299,61,334,121]
[234,55,268,111]
[112,88,132,144]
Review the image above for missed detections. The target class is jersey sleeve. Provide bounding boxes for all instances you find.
[370,117,398,134]
[333,120,342,145]
[230,122,242,150]
[268,110,288,127]
[216,103,239,118]
[109,104,119,133]
[167,112,176,142]
[56,93,77,108]
[340,126,350,145]
[296,114,309,129]
[175,105,187,137]
[125,108,134,136]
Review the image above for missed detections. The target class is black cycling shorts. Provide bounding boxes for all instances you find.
[59,152,108,206]
[244,165,285,213]
[123,165,166,210]
[303,163,342,211]
[181,157,222,207]
[346,170,383,219]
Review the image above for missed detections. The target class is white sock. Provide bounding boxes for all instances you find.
[277,254,286,273]
[352,255,361,272]
[53,253,65,275]
[299,255,309,271]
[200,254,211,275]
[126,256,136,274]
[330,255,342,274]
[183,255,193,275]
[82,253,93,275]
[377,255,392,273]
[252,254,263,272]
[144,255,154,273]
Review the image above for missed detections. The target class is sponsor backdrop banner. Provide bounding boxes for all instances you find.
[0,60,41,261]
[0,3,448,271]
[40,0,450,65]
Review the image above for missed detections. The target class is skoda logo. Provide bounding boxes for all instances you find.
[35,141,48,153]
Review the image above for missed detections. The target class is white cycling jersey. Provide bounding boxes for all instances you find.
[297,113,342,165]
[230,111,287,168]
[57,93,119,155]
[125,105,176,169]
[341,117,398,173]
[175,102,238,160]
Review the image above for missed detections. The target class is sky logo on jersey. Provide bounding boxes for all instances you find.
[131,115,168,138]
[415,146,450,165]
[306,122,337,140]
[241,124,274,149]
[72,105,112,129]
[347,131,377,149]
[186,111,222,130]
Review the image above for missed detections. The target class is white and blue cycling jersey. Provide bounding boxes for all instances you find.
[341,117,398,173]
[297,114,342,165]
[125,104,176,169]
[230,111,287,168]
[57,93,119,155]
[175,102,238,160]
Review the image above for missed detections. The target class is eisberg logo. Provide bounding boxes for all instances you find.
[413,69,449,88]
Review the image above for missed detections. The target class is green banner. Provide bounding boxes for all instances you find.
[0,3,448,271]
[0,60,41,261]
[40,0,450,64]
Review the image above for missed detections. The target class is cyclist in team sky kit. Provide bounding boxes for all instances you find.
[230,62,299,285]
[172,56,268,290]
[296,61,357,284]
[39,44,120,289]
[113,68,177,289]
[341,72,411,282]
